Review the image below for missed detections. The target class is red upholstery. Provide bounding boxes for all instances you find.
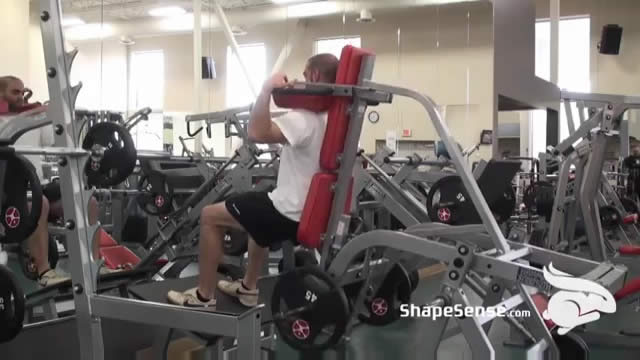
[531,293,556,329]
[615,277,640,301]
[619,245,640,256]
[100,245,140,270]
[623,214,638,225]
[273,94,332,113]
[98,229,118,247]
[320,45,373,171]
[297,173,337,249]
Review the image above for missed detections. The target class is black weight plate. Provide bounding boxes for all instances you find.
[278,249,318,273]
[599,205,622,229]
[223,230,249,256]
[489,186,516,223]
[426,175,479,225]
[553,332,589,360]
[82,122,137,187]
[121,214,148,244]
[136,171,174,216]
[523,181,555,219]
[271,266,350,352]
[0,153,42,244]
[358,263,413,326]
[0,264,25,343]
[621,197,639,215]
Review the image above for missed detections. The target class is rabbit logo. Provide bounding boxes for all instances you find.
[542,263,616,335]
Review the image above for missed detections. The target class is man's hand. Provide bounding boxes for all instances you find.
[263,73,289,92]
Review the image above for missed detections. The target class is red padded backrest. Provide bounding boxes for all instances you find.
[531,293,556,329]
[320,45,373,171]
[295,45,372,249]
[297,174,354,249]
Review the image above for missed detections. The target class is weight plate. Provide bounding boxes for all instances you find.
[271,266,350,351]
[0,153,43,244]
[82,122,137,188]
[136,170,174,216]
[599,205,622,229]
[223,230,249,256]
[358,263,413,326]
[553,332,589,360]
[523,181,555,219]
[490,186,516,223]
[0,264,25,343]
[621,197,639,215]
[426,175,478,225]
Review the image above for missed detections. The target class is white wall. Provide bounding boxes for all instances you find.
[2,1,30,82]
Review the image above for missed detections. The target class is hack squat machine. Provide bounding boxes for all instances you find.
[3,1,640,360]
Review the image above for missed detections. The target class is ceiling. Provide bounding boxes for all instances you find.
[58,0,319,22]
[40,0,483,40]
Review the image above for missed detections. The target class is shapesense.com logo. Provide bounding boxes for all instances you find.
[400,263,616,335]
[541,263,616,335]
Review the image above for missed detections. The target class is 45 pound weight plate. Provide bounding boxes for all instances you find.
[0,264,25,343]
[82,122,137,188]
[0,153,42,244]
[271,266,350,352]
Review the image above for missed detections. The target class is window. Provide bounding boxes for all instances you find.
[129,50,165,151]
[314,36,361,58]
[531,16,590,153]
[226,44,266,108]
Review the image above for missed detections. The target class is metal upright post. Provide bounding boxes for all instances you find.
[38,0,103,358]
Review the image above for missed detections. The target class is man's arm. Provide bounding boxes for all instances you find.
[248,73,288,145]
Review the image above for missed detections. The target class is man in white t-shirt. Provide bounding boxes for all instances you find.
[168,53,339,308]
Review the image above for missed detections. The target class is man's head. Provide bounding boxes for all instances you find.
[0,76,25,110]
[303,53,339,83]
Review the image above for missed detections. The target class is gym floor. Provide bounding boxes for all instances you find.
[9,254,640,360]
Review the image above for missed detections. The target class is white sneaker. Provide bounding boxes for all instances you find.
[167,287,217,308]
[218,279,259,307]
[38,269,70,287]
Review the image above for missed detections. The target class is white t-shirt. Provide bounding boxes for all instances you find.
[268,110,327,222]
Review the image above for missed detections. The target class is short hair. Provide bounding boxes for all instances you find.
[307,54,339,83]
[0,76,22,93]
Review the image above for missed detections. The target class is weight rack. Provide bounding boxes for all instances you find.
[36,1,267,358]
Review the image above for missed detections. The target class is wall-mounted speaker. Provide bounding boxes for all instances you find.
[598,24,623,55]
[202,56,216,79]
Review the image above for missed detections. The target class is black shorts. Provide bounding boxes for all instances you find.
[225,192,299,248]
[42,182,62,203]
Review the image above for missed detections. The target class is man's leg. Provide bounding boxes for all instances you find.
[197,202,247,298]
[28,195,50,275]
[243,236,268,290]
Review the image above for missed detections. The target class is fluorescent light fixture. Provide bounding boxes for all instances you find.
[271,0,308,4]
[64,23,114,41]
[159,13,194,31]
[149,6,187,17]
[287,2,339,17]
[61,16,85,27]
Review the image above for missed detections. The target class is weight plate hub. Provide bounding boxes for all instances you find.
[271,266,349,351]
[358,263,413,326]
[136,170,174,216]
[82,122,137,187]
[0,153,42,244]
[0,265,25,343]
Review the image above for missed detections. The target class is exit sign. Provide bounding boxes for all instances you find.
[402,129,412,137]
